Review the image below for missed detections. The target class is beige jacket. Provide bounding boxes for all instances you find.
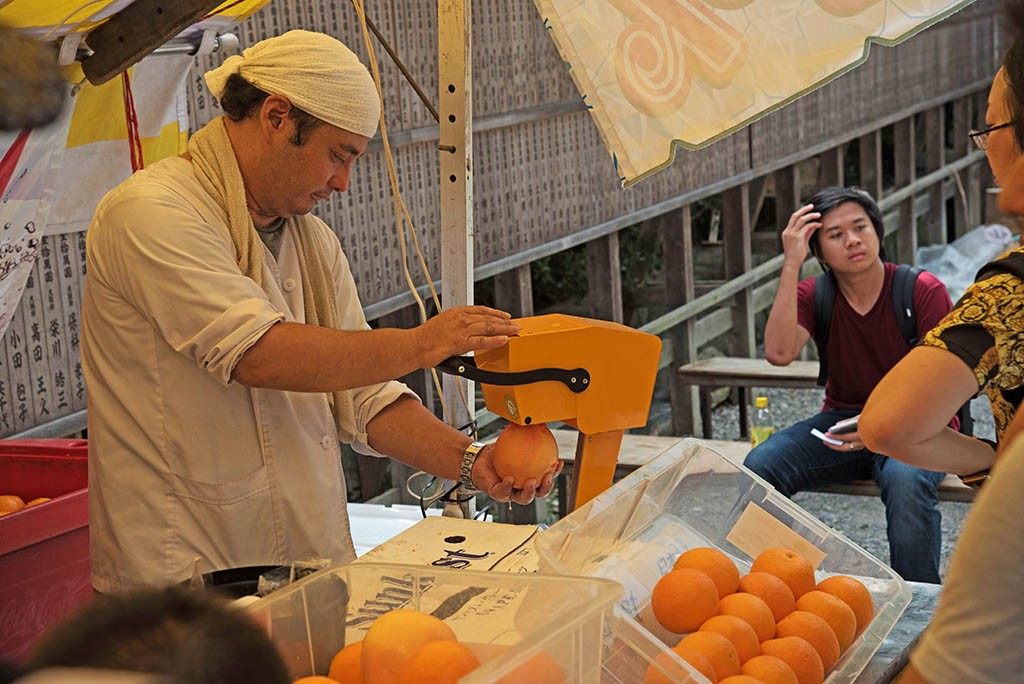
[81,157,413,593]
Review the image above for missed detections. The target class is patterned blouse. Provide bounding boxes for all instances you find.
[921,246,1024,439]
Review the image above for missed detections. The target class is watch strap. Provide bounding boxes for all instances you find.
[460,441,486,491]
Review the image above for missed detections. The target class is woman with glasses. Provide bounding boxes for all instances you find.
[860,35,1024,482]
[864,27,1024,679]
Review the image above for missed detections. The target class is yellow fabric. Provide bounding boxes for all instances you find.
[186,116,355,432]
[0,0,272,39]
[535,0,974,185]
[204,30,381,138]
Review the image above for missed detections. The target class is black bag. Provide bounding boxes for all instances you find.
[812,265,973,436]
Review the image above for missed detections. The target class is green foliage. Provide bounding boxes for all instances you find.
[531,244,588,310]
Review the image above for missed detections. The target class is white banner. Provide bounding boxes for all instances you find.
[533,0,975,185]
[0,101,74,339]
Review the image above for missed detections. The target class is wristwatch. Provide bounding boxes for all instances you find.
[459,441,486,491]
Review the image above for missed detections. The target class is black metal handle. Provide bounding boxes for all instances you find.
[436,356,590,394]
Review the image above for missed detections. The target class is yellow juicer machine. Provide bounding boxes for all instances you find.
[438,313,662,512]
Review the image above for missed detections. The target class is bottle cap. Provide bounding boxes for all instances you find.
[755,396,768,408]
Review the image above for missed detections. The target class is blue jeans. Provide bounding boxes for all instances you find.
[743,409,944,583]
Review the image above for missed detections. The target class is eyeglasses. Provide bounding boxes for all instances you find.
[968,122,1016,150]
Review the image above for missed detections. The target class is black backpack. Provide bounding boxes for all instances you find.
[812,264,973,436]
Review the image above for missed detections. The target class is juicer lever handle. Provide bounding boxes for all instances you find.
[436,356,590,394]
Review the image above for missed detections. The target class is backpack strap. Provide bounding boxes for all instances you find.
[891,264,922,346]
[812,273,836,387]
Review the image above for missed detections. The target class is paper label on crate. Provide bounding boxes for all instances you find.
[355,517,539,571]
[726,502,826,568]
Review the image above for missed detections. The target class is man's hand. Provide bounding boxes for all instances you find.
[470,443,562,505]
[414,306,521,368]
[823,429,865,453]
[781,204,823,266]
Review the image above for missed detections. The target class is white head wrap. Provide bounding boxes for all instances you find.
[204,30,380,138]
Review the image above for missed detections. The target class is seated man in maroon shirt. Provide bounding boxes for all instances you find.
[744,186,953,583]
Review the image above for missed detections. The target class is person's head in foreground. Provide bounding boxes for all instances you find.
[985,24,1024,214]
[203,30,380,222]
[24,586,290,684]
[805,186,885,275]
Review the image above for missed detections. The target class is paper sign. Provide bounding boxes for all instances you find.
[726,501,826,568]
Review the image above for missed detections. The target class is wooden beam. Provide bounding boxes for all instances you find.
[493,264,534,317]
[659,207,701,436]
[586,233,624,323]
[894,118,917,263]
[924,107,946,245]
[859,130,883,200]
[82,0,222,85]
[819,145,844,186]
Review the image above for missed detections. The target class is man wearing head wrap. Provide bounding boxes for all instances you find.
[80,30,555,592]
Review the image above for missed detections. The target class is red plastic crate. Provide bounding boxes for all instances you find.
[0,439,91,664]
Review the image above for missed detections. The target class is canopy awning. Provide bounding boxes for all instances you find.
[534,0,977,186]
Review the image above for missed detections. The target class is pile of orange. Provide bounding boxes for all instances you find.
[645,546,875,684]
[0,494,49,516]
[290,608,567,684]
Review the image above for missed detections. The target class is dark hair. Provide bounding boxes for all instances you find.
[805,186,886,270]
[25,587,290,684]
[1002,34,1024,150]
[218,72,323,146]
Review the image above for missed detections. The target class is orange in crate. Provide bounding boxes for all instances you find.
[643,645,716,684]
[741,654,799,684]
[776,611,840,670]
[673,547,740,598]
[738,572,796,623]
[751,548,817,600]
[699,614,760,664]
[796,590,857,652]
[760,636,824,684]
[678,631,741,681]
[816,575,875,635]
[398,641,479,684]
[651,568,720,634]
[327,641,363,683]
[719,591,776,642]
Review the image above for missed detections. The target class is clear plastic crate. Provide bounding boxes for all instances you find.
[244,561,622,682]
[535,438,912,684]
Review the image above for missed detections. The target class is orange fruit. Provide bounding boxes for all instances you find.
[737,572,796,623]
[492,423,560,488]
[719,677,764,684]
[292,678,338,683]
[760,637,824,684]
[0,495,25,514]
[719,592,776,642]
[361,609,457,684]
[398,640,480,684]
[679,630,742,681]
[815,576,874,635]
[796,590,857,652]
[644,645,716,684]
[775,611,840,671]
[750,549,816,600]
[651,568,720,634]
[674,547,741,598]
[493,652,566,684]
[328,641,363,683]
[741,655,799,684]
[25,497,51,506]
[699,614,760,663]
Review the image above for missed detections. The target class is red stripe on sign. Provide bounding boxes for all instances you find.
[0,128,32,197]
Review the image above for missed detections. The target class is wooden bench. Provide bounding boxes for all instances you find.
[551,432,976,509]
[676,357,819,439]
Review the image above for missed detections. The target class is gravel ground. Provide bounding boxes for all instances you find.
[693,387,993,581]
